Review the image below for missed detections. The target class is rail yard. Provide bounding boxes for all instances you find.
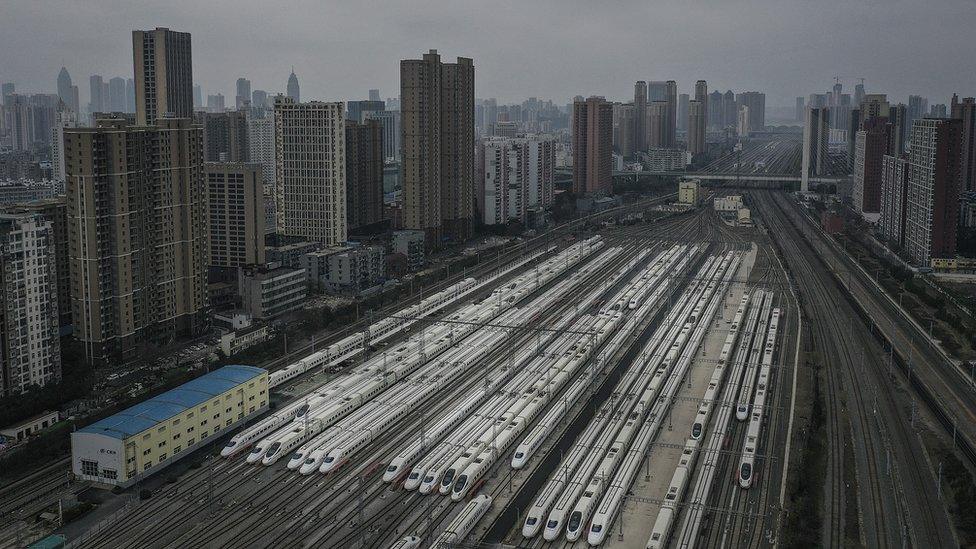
[50,189,967,549]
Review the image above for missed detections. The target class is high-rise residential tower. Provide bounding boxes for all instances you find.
[678,93,689,132]
[0,212,61,395]
[345,119,384,231]
[687,100,706,159]
[133,27,193,125]
[572,96,613,195]
[400,49,475,244]
[196,110,249,162]
[802,106,830,191]
[65,117,208,363]
[904,118,961,265]
[206,162,265,267]
[89,75,104,114]
[634,81,648,152]
[273,97,346,245]
[951,95,976,192]
[665,81,677,146]
[879,154,909,246]
[852,118,891,215]
[736,91,765,131]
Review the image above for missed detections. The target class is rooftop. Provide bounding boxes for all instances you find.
[77,365,265,440]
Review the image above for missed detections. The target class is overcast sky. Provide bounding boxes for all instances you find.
[3,0,974,111]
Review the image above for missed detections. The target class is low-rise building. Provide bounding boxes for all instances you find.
[1,411,59,443]
[678,179,700,206]
[326,246,385,292]
[71,365,268,487]
[640,148,690,172]
[239,266,306,319]
[392,230,425,271]
[713,195,744,212]
[219,325,272,357]
[265,240,323,269]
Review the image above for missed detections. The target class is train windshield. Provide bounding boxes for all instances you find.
[224,441,236,448]
[296,404,309,416]
[692,424,702,438]
[741,463,752,480]
[387,465,397,473]
[514,452,523,459]
[265,442,281,457]
[547,520,558,529]
[249,447,263,454]
[568,512,583,532]
[442,470,455,485]
[526,517,537,526]
[324,456,334,463]
[591,525,603,533]
[452,475,467,493]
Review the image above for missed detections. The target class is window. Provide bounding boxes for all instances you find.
[81,460,98,476]
[102,469,118,480]
[158,441,166,448]
[158,454,167,462]
[173,446,182,454]
[143,449,152,456]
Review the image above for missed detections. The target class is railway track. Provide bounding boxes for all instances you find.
[755,190,955,547]
[81,237,658,548]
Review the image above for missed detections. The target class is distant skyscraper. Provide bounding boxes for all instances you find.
[795,97,805,121]
[247,114,276,191]
[133,27,193,125]
[0,212,61,395]
[368,89,381,102]
[678,93,689,132]
[722,90,736,129]
[634,81,647,151]
[89,75,104,114]
[951,95,975,192]
[236,77,251,109]
[888,104,909,156]
[207,93,225,112]
[57,67,80,115]
[647,101,668,148]
[346,100,385,123]
[852,119,891,215]
[196,111,249,161]
[65,118,208,362]
[363,109,401,160]
[736,92,766,131]
[273,97,346,245]
[573,96,613,194]
[802,106,829,191]
[612,103,635,158]
[665,81,677,146]
[647,81,668,102]
[345,119,385,231]
[108,77,126,112]
[251,89,268,109]
[193,84,203,109]
[907,95,928,128]
[707,90,723,129]
[126,78,135,112]
[879,154,909,246]
[737,105,750,136]
[287,69,300,102]
[854,82,866,106]
[206,162,265,267]
[687,100,706,159]
[860,94,890,121]
[905,118,961,265]
[400,49,475,243]
[1,83,14,102]
[51,108,78,181]
[929,104,947,119]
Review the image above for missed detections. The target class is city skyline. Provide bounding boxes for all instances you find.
[2,1,974,109]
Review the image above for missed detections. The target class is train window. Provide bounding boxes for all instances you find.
[568,512,583,531]
[591,525,603,533]
[547,520,558,529]
[526,517,537,526]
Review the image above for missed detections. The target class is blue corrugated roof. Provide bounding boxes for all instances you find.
[78,365,265,440]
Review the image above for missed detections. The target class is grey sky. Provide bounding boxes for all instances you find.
[3,0,974,111]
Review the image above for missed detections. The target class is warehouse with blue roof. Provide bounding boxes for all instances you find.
[71,365,268,487]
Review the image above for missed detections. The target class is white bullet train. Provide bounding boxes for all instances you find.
[430,494,492,548]
[739,307,780,489]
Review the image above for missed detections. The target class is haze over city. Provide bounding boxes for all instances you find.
[1,2,975,549]
[2,0,975,106]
